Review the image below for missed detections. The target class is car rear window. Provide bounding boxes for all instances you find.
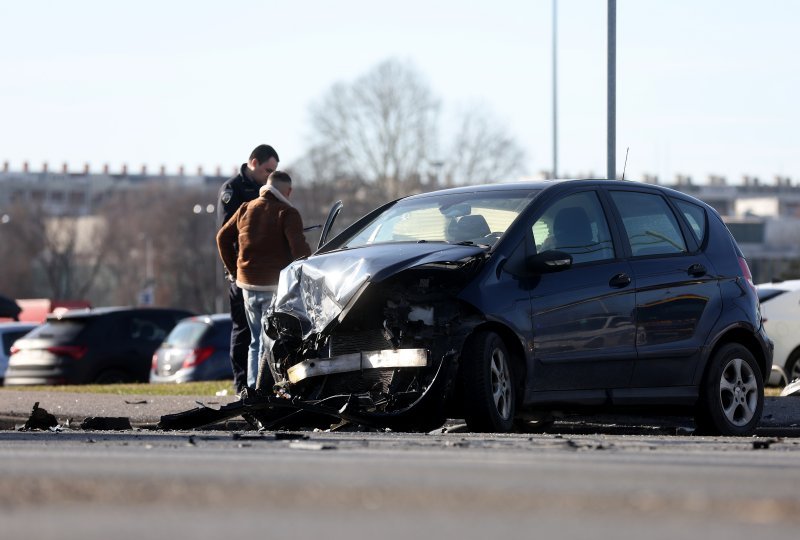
[610,191,687,257]
[674,199,708,245]
[25,320,86,341]
[162,321,210,347]
[757,288,788,303]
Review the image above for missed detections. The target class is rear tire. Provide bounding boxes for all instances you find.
[695,343,763,436]
[459,331,517,432]
[785,350,800,383]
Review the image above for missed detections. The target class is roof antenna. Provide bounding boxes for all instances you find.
[621,147,630,181]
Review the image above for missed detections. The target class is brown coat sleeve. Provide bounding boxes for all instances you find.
[216,205,242,276]
[282,207,312,261]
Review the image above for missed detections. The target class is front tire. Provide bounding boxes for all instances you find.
[695,343,763,436]
[459,331,517,432]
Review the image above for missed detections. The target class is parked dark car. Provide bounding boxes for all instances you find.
[263,179,772,435]
[5,307,193,385]
[0,322,38,383]
[150,314,233,383]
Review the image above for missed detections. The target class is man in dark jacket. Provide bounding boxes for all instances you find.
[216,144,279,394]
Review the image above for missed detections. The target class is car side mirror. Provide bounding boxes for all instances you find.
[526,250,573,273]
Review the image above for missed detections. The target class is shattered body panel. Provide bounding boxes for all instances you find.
[271,243,486,340]
[264,243,491,429]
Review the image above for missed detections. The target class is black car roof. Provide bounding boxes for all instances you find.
[402,178,704,203]
[47,307,192,321]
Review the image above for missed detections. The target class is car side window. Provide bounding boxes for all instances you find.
[610,191,687,257]
[674,199,707,245]
[130,317,167,342]
[532,191,615,264]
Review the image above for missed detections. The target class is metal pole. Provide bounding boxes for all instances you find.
[607,0,616,180]
[552,0,558,179]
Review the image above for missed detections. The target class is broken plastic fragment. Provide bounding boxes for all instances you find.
[80,417,133,430]
[780,379,800,397]
[22,402,58,431]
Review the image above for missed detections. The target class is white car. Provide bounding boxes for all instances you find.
[0,322,37,383]
[757,280,800,385]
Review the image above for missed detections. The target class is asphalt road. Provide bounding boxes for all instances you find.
[1,427,800,540]
[1,390,800,539]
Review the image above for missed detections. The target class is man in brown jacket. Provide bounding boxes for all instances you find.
[216,170,311,389]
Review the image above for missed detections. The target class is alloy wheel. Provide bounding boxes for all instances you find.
[490,347,512,420]
[718,357,759,427]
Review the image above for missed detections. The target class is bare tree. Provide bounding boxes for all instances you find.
[0,204,44,298]
[0,204,112,299]
[443,105,527,185]
[309,59,440,199]
[96,185,222,313]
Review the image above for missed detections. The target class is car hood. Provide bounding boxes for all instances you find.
[272,243,486,339]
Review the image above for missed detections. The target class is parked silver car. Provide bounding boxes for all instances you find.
[150,314,233,383]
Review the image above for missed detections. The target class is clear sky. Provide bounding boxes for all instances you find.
[1,0,797,184]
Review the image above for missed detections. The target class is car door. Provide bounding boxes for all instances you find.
[525,189,637,394]
[606,188,723,391]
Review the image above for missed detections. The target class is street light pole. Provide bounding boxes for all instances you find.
[607,0,616,180]
[552,0,558,179]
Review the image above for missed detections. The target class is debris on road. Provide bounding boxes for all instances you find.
[80,417,133,430]
[753,438,781,450]
[158,389,394,432]
[21,402,58,431]
[781,379,800,397]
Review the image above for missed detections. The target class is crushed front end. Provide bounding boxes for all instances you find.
[262,247,487,430]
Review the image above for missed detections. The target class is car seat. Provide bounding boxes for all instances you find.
[446,214,491,243]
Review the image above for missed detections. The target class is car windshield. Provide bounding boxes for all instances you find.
[162,320,209,348]
[342,189,539,248]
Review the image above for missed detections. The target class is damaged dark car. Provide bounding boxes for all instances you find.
[164,179,771,435]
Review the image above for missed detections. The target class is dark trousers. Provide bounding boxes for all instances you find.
[228,281,251,393]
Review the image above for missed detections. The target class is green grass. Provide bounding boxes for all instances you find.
[0,380,236,396]
[1,382,786,397]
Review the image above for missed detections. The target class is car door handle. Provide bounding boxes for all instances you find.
[609,273,631,288]
[688,263,707,277]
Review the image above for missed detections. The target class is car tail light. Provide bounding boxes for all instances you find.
[151,352,159,371]
[46,345,88,359]
[182,346,215,369]
[738,257,756,292]
[9,345,20,355]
